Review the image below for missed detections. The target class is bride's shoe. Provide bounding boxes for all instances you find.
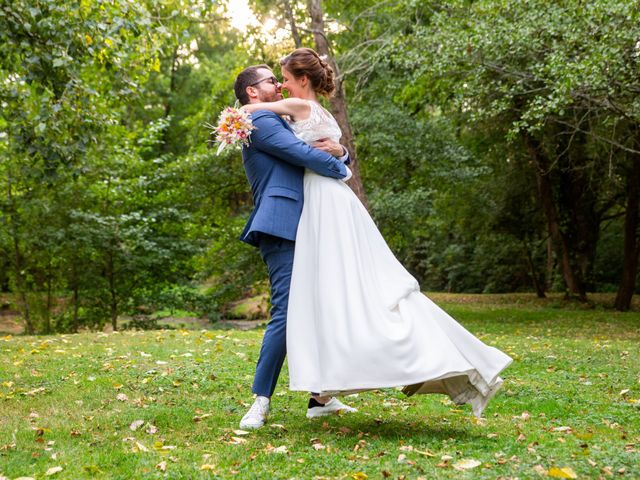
[306,397,357,418]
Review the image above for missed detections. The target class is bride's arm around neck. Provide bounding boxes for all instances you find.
[241,98,311,121]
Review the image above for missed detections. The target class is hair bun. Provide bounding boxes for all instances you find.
[280,47,336,97]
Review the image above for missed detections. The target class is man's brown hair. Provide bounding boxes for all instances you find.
[234,64,271,105]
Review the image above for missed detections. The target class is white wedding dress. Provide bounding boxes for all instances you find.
[286,101,512,417]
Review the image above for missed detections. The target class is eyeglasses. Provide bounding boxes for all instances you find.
[250,76,279,87]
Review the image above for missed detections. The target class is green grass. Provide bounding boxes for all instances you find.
[1,301,639,479]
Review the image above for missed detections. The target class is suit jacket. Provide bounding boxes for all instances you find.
[240,110,348,247]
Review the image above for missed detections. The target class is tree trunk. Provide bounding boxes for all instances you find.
[6,171,34,334]
[307,0,369,208]
[161,46,179,153]
[545,236,555,291]
[283,0,302,48]
[557,130,599,291]
[524,241,546,298]
[44,259,52,334]
[523,132,587,300]
[72,280,79,333]
[614,154,640,311]
[106,250,118,331]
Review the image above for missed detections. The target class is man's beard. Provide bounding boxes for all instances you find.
[257,90,283,103]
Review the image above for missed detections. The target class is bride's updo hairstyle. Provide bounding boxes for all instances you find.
[280,48,336,97]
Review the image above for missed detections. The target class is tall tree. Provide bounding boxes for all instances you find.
[307,0,368,206]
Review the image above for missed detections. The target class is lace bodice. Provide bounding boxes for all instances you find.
[288,100,342,144]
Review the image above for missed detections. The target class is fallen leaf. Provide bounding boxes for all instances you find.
[312,442,326,451]
[414,448,435,457]
[619,389,630,396]
[552,426,572,433]
[533,464,547,476]
[45,466,63,476]
[146,425,158,434]
[397,453,407,463]
[232,429,250,436]
[227,437,247,445]
[82,466,102,474]
[23,387,46,396]
[193,413,211,422]
[116,393,128,402]
[269,445,288,454]
[548,466,578,478]
[200,464,216,471]
[133,441,149,452]
[156,461,167,472]
[601,466,614,476]
[453,459,481,471]
[351,473,368,480]
[129,420,144,431]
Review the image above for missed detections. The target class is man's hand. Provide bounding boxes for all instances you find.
[312,138,347,157]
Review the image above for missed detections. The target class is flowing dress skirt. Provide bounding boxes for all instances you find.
[286,171,512,417]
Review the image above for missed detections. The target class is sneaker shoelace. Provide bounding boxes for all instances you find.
[247,399,268,417]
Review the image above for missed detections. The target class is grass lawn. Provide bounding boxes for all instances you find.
[1,299,639,479]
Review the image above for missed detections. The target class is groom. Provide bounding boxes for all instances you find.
[234,64,357,429]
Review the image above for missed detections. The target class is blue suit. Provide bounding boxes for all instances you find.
[240,110,348,397]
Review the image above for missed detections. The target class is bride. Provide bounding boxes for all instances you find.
[242,48,512,418]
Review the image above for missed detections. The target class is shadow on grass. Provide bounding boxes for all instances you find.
[302,416,479,442]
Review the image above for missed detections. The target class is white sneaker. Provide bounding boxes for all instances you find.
[240,396,270,429]
[306,397,358,418]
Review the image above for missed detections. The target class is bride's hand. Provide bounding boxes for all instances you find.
[312,138,347,157]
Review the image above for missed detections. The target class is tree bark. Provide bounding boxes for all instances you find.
[283,0,302,48]
[6,169,34,334]
[614,154,640,311]
[106,249,118,331]
[524,241,546,298]
[161,46,179,153]
[307,0,369,208]
[545,236,555,291]
[523,132,587,300]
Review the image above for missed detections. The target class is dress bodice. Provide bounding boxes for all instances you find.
[288,100,342,144]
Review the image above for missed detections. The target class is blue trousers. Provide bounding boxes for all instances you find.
[252,234,295,397]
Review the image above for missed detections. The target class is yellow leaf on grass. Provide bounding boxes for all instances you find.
[45,466,63,476]
[200,464,216,471]
[548,466,578,479]
[453,459,481,471]
[351,473,368,480]
[133,441,149,452]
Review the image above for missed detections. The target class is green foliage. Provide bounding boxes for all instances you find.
[1,0,638,332]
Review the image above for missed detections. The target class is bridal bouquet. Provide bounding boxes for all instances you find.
[206,106,255,155]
